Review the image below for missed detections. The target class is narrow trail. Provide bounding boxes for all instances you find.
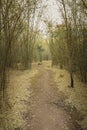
[25,67,76,130]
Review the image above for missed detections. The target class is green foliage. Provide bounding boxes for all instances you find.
[33,34,51,62]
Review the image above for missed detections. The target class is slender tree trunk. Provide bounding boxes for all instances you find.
[70,72,74,88]
[83,71,87,83]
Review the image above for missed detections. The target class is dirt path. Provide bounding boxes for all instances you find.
[25,67,77,130]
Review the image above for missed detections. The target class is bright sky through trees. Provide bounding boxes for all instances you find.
[36,0,63,37]
[42,0,62,23]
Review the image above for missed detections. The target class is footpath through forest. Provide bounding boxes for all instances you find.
[24,64,79,130]
[1,62,87,130]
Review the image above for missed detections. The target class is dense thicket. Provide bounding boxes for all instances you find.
[48,0,87,87]
[0,0,43,100]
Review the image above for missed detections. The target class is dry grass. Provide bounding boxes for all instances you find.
[51,67,87,128]
[0,69,38,129]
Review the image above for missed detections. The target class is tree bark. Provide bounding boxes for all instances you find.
[70,72,74,88]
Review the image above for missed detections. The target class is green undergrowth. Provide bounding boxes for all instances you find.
[0,68,38,130]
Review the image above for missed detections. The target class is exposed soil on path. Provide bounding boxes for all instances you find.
[24,66,78,130]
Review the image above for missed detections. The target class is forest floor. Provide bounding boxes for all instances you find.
[0,61,87,130]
